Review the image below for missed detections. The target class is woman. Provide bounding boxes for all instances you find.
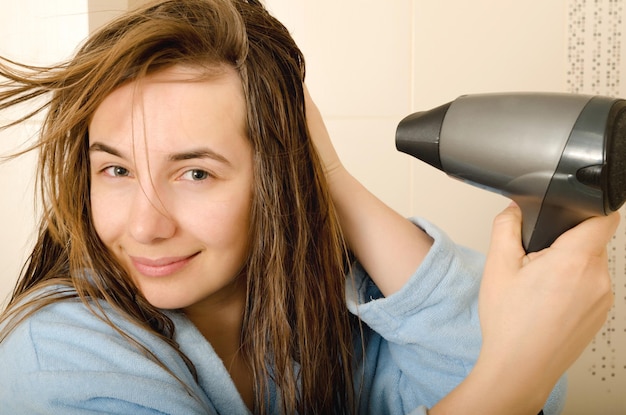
[0,0,617,414]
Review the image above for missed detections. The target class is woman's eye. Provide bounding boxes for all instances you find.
[181,169,210,181]
[103,166,130,177]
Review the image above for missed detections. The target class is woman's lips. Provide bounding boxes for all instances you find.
[129,253,199,277]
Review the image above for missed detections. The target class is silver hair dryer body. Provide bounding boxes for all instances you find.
[396,92,626,252]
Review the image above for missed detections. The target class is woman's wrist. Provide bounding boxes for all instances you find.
[429,354,550,415]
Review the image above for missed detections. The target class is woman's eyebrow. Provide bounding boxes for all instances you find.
[168,148,231,166]
[89,142,124,158]
[88,142,231,166]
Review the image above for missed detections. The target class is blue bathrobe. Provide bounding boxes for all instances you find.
[0,218,566,414]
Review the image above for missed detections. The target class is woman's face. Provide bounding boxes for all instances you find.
[88,65,253,310]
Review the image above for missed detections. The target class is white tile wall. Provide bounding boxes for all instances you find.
[266,0,413,119]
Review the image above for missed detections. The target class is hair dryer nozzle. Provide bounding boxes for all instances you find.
[395,102,451,170]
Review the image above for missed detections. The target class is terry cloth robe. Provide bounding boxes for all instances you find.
[0,218,566,414]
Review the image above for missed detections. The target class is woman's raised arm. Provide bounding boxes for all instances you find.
[305,86,433,296]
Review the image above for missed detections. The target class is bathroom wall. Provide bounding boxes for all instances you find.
[0,1,624,413]
[0,1,89,308]
[88,0,129,32]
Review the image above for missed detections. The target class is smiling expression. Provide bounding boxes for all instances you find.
[88,65,253,310]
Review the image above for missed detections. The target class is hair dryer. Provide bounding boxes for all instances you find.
[396,92,626,252]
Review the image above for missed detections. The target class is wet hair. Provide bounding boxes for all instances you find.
[0,1,355,413]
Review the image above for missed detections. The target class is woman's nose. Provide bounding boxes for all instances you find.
[128,186,176,244]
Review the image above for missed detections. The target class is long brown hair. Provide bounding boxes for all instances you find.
[0,0,356,413]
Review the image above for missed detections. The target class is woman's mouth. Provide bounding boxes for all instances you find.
[129,253,199,277]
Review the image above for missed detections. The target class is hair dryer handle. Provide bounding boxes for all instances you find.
[517,198,593,252]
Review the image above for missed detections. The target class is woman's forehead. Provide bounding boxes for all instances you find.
[88,64,248,153]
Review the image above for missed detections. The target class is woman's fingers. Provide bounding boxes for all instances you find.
[484,202,527,273]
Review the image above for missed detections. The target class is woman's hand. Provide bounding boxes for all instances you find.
[304,84,343,180]
[482,203,617,407]
[433,203,619,414]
